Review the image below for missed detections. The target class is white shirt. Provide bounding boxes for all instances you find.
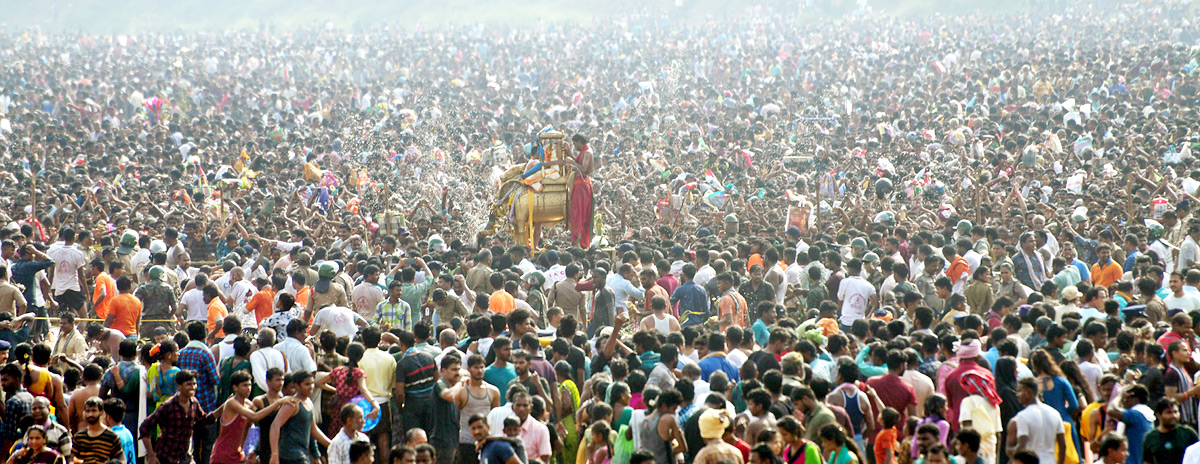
[963,250,983,274]
[165,242,187,269]
[694,265,716,287]
[1151,239,1175,274]
[727,348,748,369]
[1013,401,1065,464]
[351,282,386,319]
[214,273,234,297]
[909,256,926,280]
[1165,292,1200,311]
[312,306,363,339]
[606,274,645,312]
[435,346,465,370]
[486,403,515,436]
[836,275,876,326]
[130,249,152,277]
[1078,360,1103,399]
[517,259,536,275]
[229,280,256,307]
[785,263,803,287]
[328,429,369,464]
[48,242,86,294]
[1182,236,1200,270]
[767,265,788,305]
[278,337,318,373]
[879,275,897,299]
[544,264,566,291]
[214,335,237,363]
[250,347,286,392]
[181,288,208,321]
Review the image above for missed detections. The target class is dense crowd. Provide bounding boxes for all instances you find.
[4,2,1200,464]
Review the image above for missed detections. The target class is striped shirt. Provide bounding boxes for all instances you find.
[394,349,437,395]
[72,428,122,464]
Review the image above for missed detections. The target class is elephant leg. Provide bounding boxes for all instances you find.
[515,223,529,248]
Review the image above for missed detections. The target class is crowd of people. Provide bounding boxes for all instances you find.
[3,1,1200,464]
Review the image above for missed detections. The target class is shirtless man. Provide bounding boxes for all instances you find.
[67,364,102,433]
[742,388,776,443]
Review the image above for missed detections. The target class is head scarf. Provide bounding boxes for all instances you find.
[960,369,1001,406]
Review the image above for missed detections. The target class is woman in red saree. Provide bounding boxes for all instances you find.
[570,134,595,247]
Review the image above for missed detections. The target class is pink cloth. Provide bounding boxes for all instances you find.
[570,176,593,247]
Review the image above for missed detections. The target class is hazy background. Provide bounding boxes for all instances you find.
[3,0,1019,33]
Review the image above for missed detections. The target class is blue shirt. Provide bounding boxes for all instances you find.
[112,424,137,464]
[1070,259,1091,282]
[983,347,999,369]
[1122,404,1154,464]
[483,364,517,403]
[480,438,517,464]
[1124,251,1140,273]
[671,281,709,327]
[697,355,739,383]
[751,319,770,347]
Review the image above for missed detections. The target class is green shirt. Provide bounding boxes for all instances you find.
[804,404,836,443]
[400,280,433,323]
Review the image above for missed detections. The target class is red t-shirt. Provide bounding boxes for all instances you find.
[867,374,917,416]
[732,438,751,464]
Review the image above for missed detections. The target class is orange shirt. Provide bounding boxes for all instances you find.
[947,256,969,284]
[108,293,142,336]
[747,254,763,269]
[247,288,277,324]
[295,286,312,310]
[717,290,748,331]
[1091,261,1124,288]
[92,272,117,319]
[207,299,228,338]
[873,427,898,464]
[489,290,515,315]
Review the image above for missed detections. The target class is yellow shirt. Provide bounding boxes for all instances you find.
[359,347,397,402]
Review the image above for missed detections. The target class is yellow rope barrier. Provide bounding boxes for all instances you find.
[31,317,180,322]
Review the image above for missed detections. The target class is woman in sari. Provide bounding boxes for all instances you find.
[217,336,252,402]
[7,425,61,464]
[147,340,180,410]
[557,361,582,464]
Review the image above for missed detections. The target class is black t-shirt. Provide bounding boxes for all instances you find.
[769,399,794,421]
[431,381,459,447]
[683,406,709,464]
[566,346,587,382]
[747,350,781,375]
[1141,366,1166,400]
[1143,425,1199,464]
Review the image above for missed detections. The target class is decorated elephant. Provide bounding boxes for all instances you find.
[479,130,575,248]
